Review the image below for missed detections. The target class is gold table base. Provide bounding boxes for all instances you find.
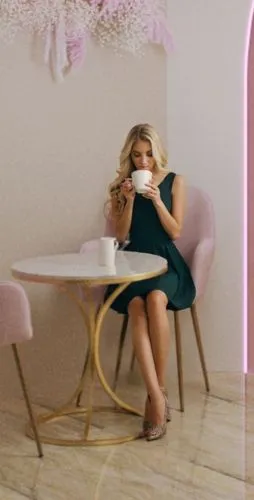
[27,406,142,446]
[27,281,143,447]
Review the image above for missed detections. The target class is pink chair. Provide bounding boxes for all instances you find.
[0,281,43,457]
[80,186,215,411]
[172,186,215,410]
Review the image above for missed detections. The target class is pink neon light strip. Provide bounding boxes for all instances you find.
[243,2,254,373]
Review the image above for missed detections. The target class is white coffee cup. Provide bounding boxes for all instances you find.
[131,170,152,194]
[98,237,119,267]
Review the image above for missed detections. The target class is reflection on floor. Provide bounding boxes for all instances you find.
[0,373,253,500]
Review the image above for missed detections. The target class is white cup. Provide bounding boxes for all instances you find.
[131,170,152,194]
[98,237,119,267]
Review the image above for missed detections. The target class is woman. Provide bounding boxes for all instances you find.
[106,124,196,441]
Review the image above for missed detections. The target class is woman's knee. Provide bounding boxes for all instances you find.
[128,296,146,316]
[146,290,168,311]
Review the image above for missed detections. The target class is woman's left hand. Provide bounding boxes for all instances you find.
[143,180,161,205]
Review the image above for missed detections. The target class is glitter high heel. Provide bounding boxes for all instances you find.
[160,387,171,422]
[146,393,167,442]
[139,396,152,438]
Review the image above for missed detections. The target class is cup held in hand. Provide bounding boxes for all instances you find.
[131,170,152,194]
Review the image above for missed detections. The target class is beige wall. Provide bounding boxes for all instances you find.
[0,35,166,405]
[166,0,251,373]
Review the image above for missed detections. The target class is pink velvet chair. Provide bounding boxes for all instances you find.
[80,186,215,411]
[0,281,43,457]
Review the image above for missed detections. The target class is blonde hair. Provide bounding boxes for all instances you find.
[106,123,168,219]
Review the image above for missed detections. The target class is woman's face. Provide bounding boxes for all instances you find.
[131,139,155,171]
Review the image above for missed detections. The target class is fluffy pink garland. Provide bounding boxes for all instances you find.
[0,0,172,81]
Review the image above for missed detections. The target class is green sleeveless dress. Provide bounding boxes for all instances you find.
[106,172,196,314]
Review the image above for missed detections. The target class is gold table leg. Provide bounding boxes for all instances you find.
[26,282,142,447]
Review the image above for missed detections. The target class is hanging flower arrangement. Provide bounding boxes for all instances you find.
[0,1,172,81]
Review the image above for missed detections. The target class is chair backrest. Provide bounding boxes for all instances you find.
[0,282,33,346]
[175,186,215,299]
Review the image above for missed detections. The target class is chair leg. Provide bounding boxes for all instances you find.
[174,311,184,412]
[12,344,43,458]
[190,303,210,392]
[113,314,129,391]
[130,349,135,372]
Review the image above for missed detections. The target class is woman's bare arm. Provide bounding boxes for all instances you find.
[111,196,134,243]
[153,175,186,240]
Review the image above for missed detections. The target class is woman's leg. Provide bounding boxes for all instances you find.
[146,290,170,389]
[128,296,165,425]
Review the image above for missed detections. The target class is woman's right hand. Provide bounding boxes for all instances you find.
[120,178,135,200]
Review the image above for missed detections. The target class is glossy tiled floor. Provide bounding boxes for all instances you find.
[0,373,253,500]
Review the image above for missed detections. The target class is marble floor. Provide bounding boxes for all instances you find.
[0,373,253,500]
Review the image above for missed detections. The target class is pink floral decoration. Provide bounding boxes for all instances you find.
[0,0,172,81]
[67,32,88,70]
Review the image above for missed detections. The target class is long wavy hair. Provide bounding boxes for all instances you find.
[106,123,168,219]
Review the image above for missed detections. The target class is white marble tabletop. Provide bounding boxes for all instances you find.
[11,251,168,285]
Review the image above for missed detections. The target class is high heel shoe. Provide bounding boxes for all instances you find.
[140,390,171,438]
[160,387,171,422]
[139,397,152,437]
[146,394,167,442]
[139,420,152,438]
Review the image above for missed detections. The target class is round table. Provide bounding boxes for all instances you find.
[12,250,167,446]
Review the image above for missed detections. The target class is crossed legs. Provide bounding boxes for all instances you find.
[127,290,170,427]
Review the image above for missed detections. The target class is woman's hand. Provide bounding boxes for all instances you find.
[121,178,135,201]
[143,179,162,206]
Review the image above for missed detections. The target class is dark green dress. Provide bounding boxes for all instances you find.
[106,172,196,314]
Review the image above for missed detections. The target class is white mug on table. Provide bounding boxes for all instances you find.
[131,169,152,194]
[98,237,119,267]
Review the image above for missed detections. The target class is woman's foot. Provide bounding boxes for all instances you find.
[139,396,152,437]
[146,391,167,442]
[160,386,171,422]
